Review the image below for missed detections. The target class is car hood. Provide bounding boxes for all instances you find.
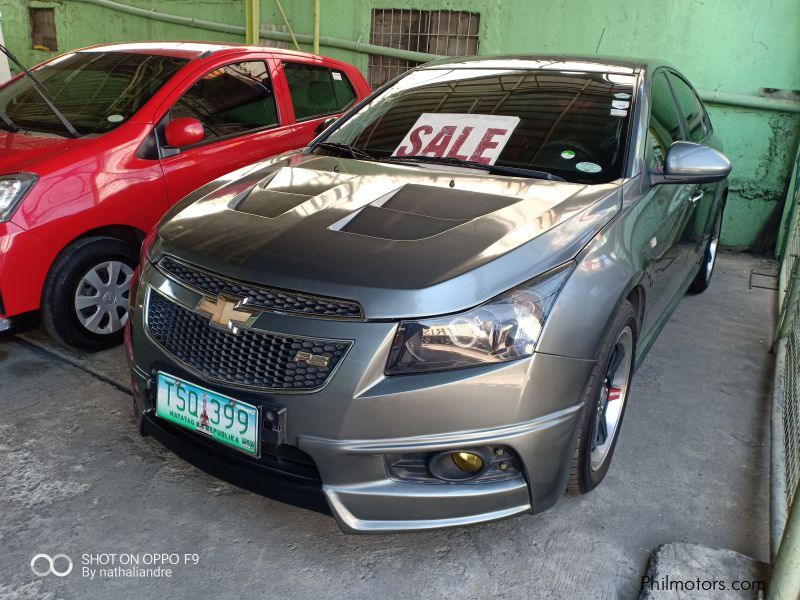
[155,154,621,319]
[0,131,92,173]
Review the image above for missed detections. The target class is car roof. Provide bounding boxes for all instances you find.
[75,41,344,63]
[419,54,674,74]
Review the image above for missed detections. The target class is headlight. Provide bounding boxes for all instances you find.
[385,262,573,375]
[0,173,38,223]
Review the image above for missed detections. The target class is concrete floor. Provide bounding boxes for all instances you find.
[0,253,776,599]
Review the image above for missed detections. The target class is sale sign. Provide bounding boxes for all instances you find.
[391,113,521,165]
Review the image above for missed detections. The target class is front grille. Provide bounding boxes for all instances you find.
[146,290,351,390]
[158,256,363,319]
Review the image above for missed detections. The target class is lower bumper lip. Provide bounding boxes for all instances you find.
[139,409,332,516]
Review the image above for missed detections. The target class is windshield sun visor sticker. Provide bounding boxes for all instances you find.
[576,161,602,173]
[611,100,630,109]
[610,108,628,117]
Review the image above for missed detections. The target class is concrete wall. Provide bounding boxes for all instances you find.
[0,0,798,250]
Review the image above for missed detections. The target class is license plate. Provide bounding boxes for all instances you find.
[156,372,259,456]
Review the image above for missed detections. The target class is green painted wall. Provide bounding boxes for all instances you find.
[1,0,798,250]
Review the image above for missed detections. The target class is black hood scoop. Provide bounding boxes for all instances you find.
[234,167,356,219]
[330,183,519,241]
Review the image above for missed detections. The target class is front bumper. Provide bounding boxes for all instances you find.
[128,260,594,533]
[0,221,53,318]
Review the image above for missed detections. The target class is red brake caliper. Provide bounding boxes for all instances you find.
[607,387,623,402]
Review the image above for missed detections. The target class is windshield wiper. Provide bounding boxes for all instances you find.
[0,43,81,139]
[314,142,375,160]
[381,155,564,181]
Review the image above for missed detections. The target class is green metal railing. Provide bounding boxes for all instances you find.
[769,145,800,600]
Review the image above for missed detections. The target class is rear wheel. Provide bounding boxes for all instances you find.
[567,300,637,494]
[42,236,137,351]
[688,208,722,294]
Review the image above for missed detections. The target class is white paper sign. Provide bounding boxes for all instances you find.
[392,113,521,165]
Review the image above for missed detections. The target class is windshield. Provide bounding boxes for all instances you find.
[316,68,636,183]
[0,51,188,136]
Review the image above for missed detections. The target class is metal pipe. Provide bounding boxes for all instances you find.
[274,0,300,51]
[245,0,259,45]
[73,0,441,61]
[72,0,800,115]
[313,0,320,55]
[699,90,800,114]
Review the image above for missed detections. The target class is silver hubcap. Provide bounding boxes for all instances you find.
[74,260,134,334]
[590,326,633,471]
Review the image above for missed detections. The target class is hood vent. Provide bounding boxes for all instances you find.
[331,183,520,241]
[235,166,356,219]
[236,189,312,219]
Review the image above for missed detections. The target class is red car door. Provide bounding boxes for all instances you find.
[272,57,363,147]
[157,56,299,205]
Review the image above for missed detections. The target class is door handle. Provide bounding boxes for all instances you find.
[688,190,703,205]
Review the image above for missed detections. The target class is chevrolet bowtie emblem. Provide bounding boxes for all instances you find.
[196,295,259,333]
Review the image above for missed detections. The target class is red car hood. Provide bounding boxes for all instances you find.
[0,131,92,174]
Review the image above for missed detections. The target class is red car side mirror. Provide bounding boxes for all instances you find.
[165,118,204,148]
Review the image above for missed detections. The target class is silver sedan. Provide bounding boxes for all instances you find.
[126,55,731,533]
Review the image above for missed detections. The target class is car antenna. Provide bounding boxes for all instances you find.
[0,43,80,138]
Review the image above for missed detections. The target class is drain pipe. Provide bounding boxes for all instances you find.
[72,0,800,114]
[245,0,259,45]
[698,90,800,115]
[312,0,320,55]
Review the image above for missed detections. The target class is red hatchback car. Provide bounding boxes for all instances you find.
[0,42,370,349]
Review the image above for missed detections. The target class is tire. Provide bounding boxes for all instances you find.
[42,236,138,352]
[567,300,637,494]
[688,208,723,294]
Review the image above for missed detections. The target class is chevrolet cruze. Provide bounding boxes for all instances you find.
[126,55,731,533]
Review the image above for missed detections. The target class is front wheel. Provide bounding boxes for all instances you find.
[567,300,637,494]
[42,236,138,351]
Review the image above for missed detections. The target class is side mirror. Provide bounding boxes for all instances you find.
[314,116,337,136]
[652,141,731,185]
[165,117,205,148]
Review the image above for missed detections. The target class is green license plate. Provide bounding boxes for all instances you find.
[156,372,259,456]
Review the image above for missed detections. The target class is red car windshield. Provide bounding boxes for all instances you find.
[0,51,188,136]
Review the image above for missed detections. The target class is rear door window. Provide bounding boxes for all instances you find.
[667,73,709,142]
[283,62,356,120]
[170,61,278,140]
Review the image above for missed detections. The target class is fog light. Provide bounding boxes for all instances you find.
[451,451,483,473]
[386,445,521,483]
